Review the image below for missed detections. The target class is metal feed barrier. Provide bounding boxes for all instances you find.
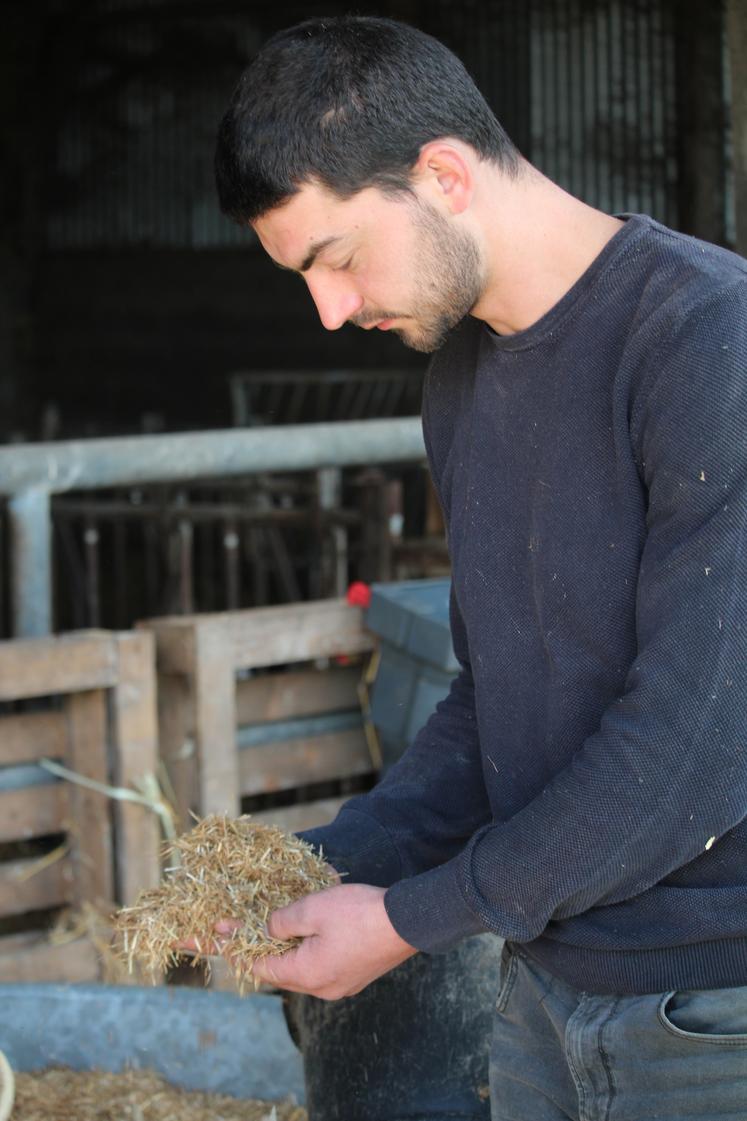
[0,418,425,638]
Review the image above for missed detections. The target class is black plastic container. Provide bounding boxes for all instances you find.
[284,934,501,1121]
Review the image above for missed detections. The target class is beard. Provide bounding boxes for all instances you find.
[351,198,484,353]
[399,199,485,352]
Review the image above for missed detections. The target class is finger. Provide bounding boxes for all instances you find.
[214,918,243,936]
[175,935,222,955]
[267,896,324,941]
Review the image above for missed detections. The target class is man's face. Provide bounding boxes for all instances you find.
[252,182,485,353]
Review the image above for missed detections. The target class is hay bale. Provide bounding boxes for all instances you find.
[114,815,335,988]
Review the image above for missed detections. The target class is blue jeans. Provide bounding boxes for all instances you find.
[490,943,747,1121]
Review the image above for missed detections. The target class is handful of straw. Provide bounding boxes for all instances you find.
[113,815,336,989]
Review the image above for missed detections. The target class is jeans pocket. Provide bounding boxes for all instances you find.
[495,941,519,1013]
[658,986,747,1046]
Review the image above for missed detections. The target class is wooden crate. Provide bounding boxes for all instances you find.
[0,630,161,982]
[139,599,377,832]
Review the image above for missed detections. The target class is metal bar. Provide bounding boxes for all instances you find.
[2,420,424,636]
[52,497,361,528]
[8,490,53,638]
[83,516,101,628]
[0,418,425,496]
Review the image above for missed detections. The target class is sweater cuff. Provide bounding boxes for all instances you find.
[383,857,487,953]
[296,806,402,888]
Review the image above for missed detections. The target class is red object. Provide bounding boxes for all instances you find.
[347,581,372,608]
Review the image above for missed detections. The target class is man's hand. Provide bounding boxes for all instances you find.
[251,882,418,1000]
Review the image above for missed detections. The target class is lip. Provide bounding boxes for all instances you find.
[376,319,395,330]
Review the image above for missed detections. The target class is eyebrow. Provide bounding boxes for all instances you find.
[273,235,344,274]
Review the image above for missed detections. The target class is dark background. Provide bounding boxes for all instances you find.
[2,0,738,441]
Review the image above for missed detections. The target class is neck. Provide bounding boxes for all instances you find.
[471,164,624,336]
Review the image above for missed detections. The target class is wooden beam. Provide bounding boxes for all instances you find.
[142,599,372,676]
[193,621,239,819]
[251,796,349,834]
[0,854,74,917]
[226,599,373,670]
[0,932,99,983]
[65,689,114,906]
[235,664,361,725]
[137,617,196,676]
[0,632,118,701]
[238,727,373,796]
[110,631,162,905]
[0,710,67,766]
[0,785,68,842]
[156,671,197,833]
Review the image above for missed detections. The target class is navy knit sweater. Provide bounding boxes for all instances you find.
[301,214,747,995]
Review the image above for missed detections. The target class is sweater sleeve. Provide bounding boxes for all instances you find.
[297,584,492,903]
[384,284,747,952]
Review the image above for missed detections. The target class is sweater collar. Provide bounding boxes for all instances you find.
[480,212,650,353]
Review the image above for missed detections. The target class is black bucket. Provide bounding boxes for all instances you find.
[284,932,502,1121]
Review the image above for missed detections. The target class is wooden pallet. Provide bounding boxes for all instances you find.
[0,630,160,982]
[139,599,377,832]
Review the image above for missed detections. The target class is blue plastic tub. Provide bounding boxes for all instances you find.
[0,983,304,1103]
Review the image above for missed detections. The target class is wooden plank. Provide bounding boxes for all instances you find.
[251,796,348,834]
[0,932,99,983]
[193,621,239,818]
[0,854,74,917]
[156,671,197,833]
[110,632,162,905]
[226,600,374,670]
[0,710,67,766]
[136,617,195,675]
[0,632,118,701]
[142,600,373,676]
[235,664,360,724]
[238,727,373,796]
[65,689,114,906]
[0,785,69,842]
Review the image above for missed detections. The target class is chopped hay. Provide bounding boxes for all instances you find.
[11,1067,306,1121]
[113,815,335,989]
[50,901,152,986]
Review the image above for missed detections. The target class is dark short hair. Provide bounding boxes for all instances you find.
[215,15,521,223]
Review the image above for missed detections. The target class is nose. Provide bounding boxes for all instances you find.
[305,273,363,331]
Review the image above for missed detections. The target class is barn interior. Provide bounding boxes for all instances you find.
[2,0,743,636]
[1,2,746,1117]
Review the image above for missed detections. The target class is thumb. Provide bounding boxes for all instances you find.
[267,896,320,942]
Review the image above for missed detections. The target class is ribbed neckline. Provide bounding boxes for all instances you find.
[481,212,651,354]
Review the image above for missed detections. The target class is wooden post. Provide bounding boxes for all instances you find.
[65,688,114,906]
[193,620,239,818]
[111,631,161,904]
[156,670,196,832]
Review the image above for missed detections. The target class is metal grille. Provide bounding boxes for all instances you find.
[45,0,681,249]
[527,0,678,223]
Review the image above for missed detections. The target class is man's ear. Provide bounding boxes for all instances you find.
[412,140,474,215]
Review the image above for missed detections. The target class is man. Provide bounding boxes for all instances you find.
[211,15,747,1119]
